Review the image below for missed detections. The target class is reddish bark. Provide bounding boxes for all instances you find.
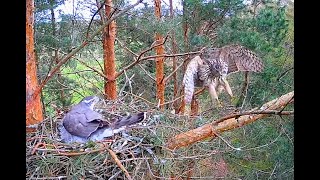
[177,95,186,114]
[31,2,142,100]
[166,91,294,150]
[103,0,117,100]
[190,96,199,117]
[154,0,165,109]
[26,0,44,130]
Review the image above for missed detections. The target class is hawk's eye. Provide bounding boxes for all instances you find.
[214,64,221,69]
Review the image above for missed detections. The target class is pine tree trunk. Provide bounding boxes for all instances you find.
[103,0,117,100]
[154,0,165,109]
[169,0,179,113]
[26,0,44,131]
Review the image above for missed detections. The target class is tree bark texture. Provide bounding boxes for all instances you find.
[154,0,165,109]
[166,91,294,150]
[169,0,179,113]
[190,95,199,116]
[26,0,44,130]
[103,0,117,100]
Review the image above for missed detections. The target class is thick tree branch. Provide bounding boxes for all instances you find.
[32,0,143,100]
[166,91,294,150]
[213,110,293,125]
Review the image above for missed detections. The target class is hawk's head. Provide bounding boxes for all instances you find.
[80,96,101,110]
[208,61,222,75]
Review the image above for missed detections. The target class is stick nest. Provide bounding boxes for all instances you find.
[26,94,231,179]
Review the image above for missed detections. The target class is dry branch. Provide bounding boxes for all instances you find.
[32,0,143,100]
[166,91,294,150]
[75,58,108,79]
[32,142,110,157]
[115,37,201,82]
[107,148,133,180]
[138,51,200,62]
[115,34,169,79]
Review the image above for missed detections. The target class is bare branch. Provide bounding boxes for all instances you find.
[75,58,109,80]
[138,33,170,60]
[115,38,155,81]
[107,148,133,180]
[42,46,108,81]
[115,38,138,56]
[32,0,143,100]
[119,73,135,96]
[164,61,184,83]
[138,51,200,62]
[277,67,294,81]
[138,64,156,81]
[114,34,169,79]
[115,50,201,80]
[87,0,106,38]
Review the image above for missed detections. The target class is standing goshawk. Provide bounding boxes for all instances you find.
[183,44,264,105]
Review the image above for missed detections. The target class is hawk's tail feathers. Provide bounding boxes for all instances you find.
[183,56,202,104]
[113,112,146,129]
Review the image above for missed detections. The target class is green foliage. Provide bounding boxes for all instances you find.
[35,0,65,13]
[183,0,246,48]
[216,5,288,53]
[224,116,294,179]
[32,0,294,178]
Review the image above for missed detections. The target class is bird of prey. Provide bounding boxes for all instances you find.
[183,44,264,106]
[58,96,146,143]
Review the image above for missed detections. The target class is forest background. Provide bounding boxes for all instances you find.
[26,0,294,179]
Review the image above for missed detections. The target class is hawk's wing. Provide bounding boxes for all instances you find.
[183,56,204,103]
[200,45,264,75]
[62,112,102,138]
[69,103,103,122]
[223,44,264,74]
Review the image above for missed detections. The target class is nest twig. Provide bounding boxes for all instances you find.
[27,93,292,179]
